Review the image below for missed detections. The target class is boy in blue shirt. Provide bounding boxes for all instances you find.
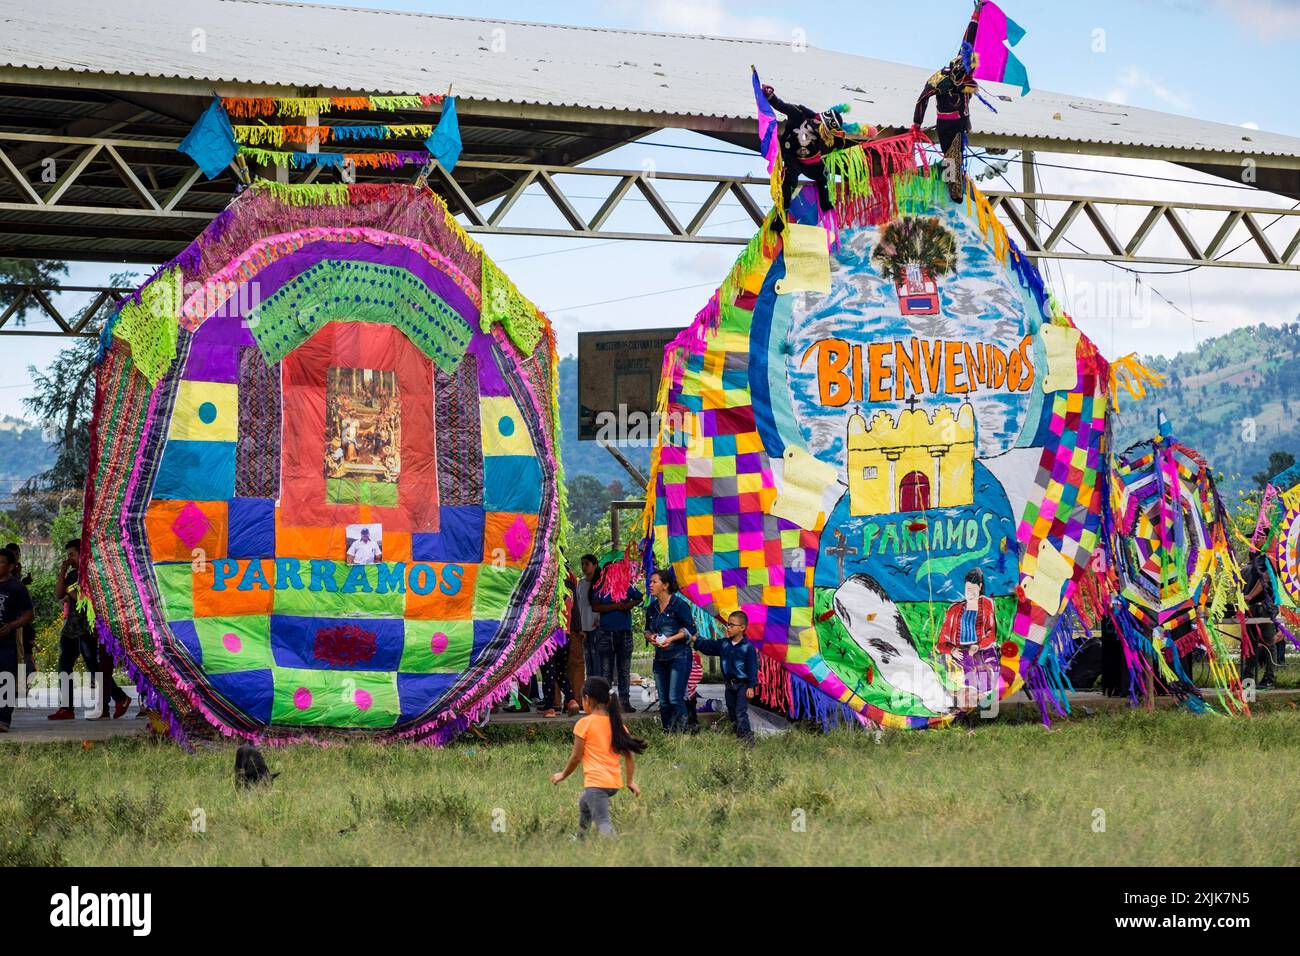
[693,610,758,743]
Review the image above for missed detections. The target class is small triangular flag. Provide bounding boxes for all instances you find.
[178,96,238,179]
[424,97,462,172]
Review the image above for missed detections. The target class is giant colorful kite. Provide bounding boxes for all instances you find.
[639,127,1175,729]
[1254,461,1300,645]
[82,181,566,744]
[1104,414,1247,714]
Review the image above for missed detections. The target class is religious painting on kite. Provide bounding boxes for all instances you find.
[81,181,566,744]
[324,367,401,495]
[644,136,1114,729]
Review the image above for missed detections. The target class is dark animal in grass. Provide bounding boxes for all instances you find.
[234,743,278,788]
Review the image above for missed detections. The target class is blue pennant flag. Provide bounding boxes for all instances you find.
[424,97,462,172]
[178,96,238,179]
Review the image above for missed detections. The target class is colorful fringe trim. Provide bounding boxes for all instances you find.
[86,178,567,746]
[221,94,442,118]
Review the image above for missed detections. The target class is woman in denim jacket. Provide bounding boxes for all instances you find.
[644,569,696,733]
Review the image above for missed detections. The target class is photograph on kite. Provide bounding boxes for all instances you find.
[0,0,1295,917]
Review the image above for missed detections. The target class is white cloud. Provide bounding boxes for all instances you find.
[1020,151,1298,358]
[613,0,797,42]
[1103,66,1193,114]
[1213,0,1300,41]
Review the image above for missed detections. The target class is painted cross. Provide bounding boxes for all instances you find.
[903,394,922,414]
[826,529,858,584]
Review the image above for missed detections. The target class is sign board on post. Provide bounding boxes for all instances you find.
[577,328,681,442]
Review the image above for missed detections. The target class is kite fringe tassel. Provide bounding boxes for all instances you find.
[403,626,568,746]
[599,549,637,603]
[825,128,930,228]
[247,180,350,206]
[1109,354,1167,411]
[964,178,1012,262]
[94,618,194,752]
[757,652,791,713]
[788,675,868,731]
[1023,612,1077,724]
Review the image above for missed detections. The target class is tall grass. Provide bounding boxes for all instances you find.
[2,706,1297,866]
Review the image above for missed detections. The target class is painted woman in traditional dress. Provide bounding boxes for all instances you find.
[936,567,998,707]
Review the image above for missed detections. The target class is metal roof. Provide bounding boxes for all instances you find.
[2,0,1298,164]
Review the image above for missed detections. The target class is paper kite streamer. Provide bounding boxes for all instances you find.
[970,1,1030,95]
[83,181,566,744]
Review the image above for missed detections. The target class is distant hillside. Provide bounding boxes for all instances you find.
[1112,322,1300,505]
[560,324,1300,506]
[4,332,1285,510]
[0,415,56,496]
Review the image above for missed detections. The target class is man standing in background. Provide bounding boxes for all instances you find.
[591,567,641,712]
[4,541,36,690]
[568,554,601,714]
[0,546,34,732]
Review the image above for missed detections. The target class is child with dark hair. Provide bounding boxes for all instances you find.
[694,610,759,743]
[551,676,645,836]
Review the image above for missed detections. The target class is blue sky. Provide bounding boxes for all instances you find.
[6,0,1298,418]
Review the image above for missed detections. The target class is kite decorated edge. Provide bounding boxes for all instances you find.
[82,180,569,746]
[636,130,1236,729]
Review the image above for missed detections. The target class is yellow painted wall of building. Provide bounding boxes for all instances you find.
[846,404,976,516]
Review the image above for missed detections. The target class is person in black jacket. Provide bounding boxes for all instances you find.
[4,542,36,690]
[1240,547,1279,689]
[694,611,760,744]
[912,1,985,201]
[761,85,865,231]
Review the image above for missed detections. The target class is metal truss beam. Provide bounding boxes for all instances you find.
[3,130,1300,276]
[983,189,1300,271]
[0,283,132,336]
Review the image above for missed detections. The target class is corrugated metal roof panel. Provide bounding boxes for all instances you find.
[0,0,1296,159]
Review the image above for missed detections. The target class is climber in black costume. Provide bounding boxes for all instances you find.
[762,85,865,232]
[913,0,985,202]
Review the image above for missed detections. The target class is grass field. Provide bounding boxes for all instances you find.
[3,701,1298,867]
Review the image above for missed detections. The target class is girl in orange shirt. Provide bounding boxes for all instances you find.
[551,676,646,836]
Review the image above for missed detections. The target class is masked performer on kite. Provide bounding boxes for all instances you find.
[761,84,868,231]
[913,0,985,202]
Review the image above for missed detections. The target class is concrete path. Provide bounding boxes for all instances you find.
[2,682,1293,745]
[1,689,150,745]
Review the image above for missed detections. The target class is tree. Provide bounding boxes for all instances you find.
[21,269,137,494]
[565,473,608,530]
[1253,450,1296,490]
[23,333,97,493]
[0,258,68,327]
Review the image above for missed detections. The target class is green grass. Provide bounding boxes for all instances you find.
[3,705,1298,866]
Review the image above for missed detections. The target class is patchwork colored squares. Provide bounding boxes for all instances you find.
[84,183,563,742]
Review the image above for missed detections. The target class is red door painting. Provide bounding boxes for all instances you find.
[900,470,931,512]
